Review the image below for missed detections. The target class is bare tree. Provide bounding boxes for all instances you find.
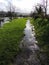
[6,0,16,21]
[37,0,48,16]
[42,0,48,15]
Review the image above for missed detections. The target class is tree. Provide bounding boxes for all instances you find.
[42,0,48,15]
[35,5,44,15]
[6,0,16,21]
[32,5,44,19]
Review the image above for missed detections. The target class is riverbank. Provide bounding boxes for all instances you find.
[0,18,27,65]
[30,18,49,65]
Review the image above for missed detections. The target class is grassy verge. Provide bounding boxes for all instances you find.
[31,18,49,56]
[0,18,27,65]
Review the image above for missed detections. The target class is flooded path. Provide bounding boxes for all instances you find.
[13,20,47,65]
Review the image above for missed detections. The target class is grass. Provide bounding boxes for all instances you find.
[31,18,49,65]
[0,18,27,65]
[31,18,49,52]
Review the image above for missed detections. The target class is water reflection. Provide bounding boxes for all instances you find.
[13,20,41,65]
[0,17,10,27]
[23,20,39,50]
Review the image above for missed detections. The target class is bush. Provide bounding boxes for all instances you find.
[31,18,49,51]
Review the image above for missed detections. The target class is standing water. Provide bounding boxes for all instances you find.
[0,17,9,27]
[13,20,47,65]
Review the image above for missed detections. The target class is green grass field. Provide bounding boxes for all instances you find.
[0,18,27,65]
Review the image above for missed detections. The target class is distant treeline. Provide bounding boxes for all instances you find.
[0,11,17,17]
[0,11,29,18]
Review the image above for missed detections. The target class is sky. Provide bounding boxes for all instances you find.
[0,0,49,13]
[12,0,41,13]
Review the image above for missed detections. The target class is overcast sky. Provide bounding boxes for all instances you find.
[0,0,49,13]
[12,0,41,13]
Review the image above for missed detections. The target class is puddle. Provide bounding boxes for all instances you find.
[22,20,39,50]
